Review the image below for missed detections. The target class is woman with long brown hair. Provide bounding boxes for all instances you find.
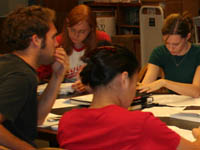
[138,12,200,98]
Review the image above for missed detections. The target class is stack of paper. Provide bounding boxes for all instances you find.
[38,113,61,130]
[52,98,78,109]
[38,98,81,131]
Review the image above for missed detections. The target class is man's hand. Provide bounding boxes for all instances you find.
[52,47,69,80]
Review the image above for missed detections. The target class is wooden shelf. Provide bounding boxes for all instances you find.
[85,1,141,35]
[118,24,140,28]
[141,0,164,2]
[85,2,142,7]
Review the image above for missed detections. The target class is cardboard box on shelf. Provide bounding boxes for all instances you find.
[97,16,116,37]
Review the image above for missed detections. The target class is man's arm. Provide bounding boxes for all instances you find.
[37,47,69,125]
[0,114,35,150]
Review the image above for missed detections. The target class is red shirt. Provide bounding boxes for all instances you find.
[57,105,180,150]
[96,30,111,42]
[37,30,111,82]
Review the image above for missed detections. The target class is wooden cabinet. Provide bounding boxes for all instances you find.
[182,0,200,17]
[84,2,141,35]
[116,3,141,34]
[142,0,200,17]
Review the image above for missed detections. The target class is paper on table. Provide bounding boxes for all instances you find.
[152,94,200,107]
[142,106,184,117]
[38,113,61,128]
[38,99,76,130]
[168,126,195,142]
[53,98,78,109]
[51,124,58,131]
[170,110,200,122]
[181,110,200,115]
[69,94,93,105]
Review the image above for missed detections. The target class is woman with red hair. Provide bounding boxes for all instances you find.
[37,4,111,92]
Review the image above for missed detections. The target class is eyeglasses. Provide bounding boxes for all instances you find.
[67,27,90,36]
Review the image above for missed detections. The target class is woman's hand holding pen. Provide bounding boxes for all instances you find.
[136,79,166,93]
[71,65,88,93]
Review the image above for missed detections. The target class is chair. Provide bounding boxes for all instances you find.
[137,64,148,83]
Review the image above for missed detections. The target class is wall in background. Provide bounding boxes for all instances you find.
[36,0,79,33]
[0,0,28,17]
[0,0,79,54]
[182,0,200,17]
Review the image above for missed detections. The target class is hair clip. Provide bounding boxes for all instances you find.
[97,46,116,52]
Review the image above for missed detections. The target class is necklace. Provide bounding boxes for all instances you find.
[172,51,189,67]
[171,42,191,67]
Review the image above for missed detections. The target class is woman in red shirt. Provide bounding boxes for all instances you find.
[37,4,111,92]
